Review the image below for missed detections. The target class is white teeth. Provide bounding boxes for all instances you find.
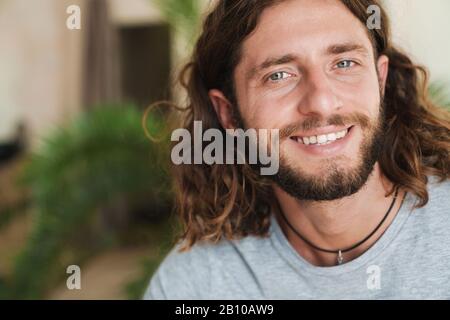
[294,128,350,146]
[327,133,336,141]
[336,130,346,139]
[317,135,327,144]
[303,137,310,145]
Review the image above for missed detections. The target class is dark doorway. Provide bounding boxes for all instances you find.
[118,24,172,109]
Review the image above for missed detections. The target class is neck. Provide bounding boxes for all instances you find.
[273,164,405,267]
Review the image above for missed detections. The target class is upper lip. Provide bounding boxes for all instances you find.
[290,125,354,139]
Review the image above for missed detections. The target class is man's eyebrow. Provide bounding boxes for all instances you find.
[326,42,369,56]
[246,54,297,81]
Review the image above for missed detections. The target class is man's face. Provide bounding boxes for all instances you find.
[223,0,389,201]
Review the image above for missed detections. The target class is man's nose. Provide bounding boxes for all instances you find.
[296,68,343,118]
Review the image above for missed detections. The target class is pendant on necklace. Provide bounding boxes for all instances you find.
[337,250,344,265]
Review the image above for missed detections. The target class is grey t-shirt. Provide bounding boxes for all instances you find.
[145,178,450,299]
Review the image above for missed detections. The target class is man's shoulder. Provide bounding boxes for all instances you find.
[144,240,214,297]
[405,177,450,234]
[144,234,272,299]
[425,176,450,208]
[162,230,273,265]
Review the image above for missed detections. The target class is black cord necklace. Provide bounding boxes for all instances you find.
[278,187,401,266]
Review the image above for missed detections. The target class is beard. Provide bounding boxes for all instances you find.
[270,103,387,202]
[231,90,387,202]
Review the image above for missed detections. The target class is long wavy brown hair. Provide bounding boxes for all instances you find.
[167,0,450,251]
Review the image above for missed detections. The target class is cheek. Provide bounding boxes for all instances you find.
[249,105,288,131]
[241,91,299,130]
[235,71,300,130]
[338,76,381,117]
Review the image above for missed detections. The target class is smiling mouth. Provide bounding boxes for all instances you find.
[290,126,354,146]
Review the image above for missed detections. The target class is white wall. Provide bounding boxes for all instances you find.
[0,0,85,145]
[0,0,161,145]
[108,0,162,25]
[384,0,450,83]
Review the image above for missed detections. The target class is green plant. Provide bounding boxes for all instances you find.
[153,0,202,50]
[4,105,172,299]
[428,81,450,110]
[0,199,29,231]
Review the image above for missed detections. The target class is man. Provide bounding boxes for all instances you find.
[145,0,450,299]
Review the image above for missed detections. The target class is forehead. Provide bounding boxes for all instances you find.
[238,0,373,69]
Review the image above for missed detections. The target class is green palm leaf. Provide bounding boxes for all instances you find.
[7,105,171,298]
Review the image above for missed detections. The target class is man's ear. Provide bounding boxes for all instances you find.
[209,89,236,129]
[377,54,389,95]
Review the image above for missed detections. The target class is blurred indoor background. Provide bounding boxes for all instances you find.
[0,0,449,299]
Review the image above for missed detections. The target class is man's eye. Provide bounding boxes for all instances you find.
[268,71,291,82]
[336,60,355,69]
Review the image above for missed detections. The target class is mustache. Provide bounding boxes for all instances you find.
[279,112,371,140]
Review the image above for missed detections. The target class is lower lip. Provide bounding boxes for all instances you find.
[288,126,355,157]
